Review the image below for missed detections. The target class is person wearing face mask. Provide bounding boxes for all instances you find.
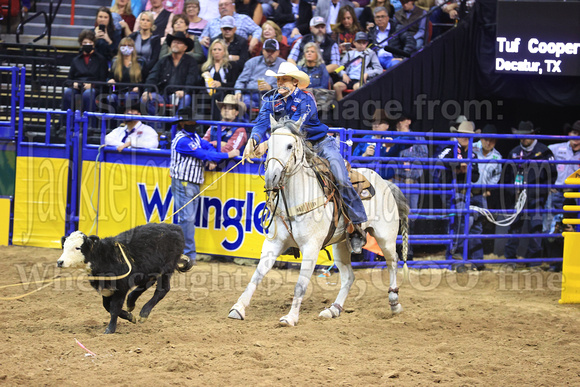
[107,37,145,113]
[105,106,159,151]
[170,107,240,264]
[242,61,369,254]
[62,29,108,120]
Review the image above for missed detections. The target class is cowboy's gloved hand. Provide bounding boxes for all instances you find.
[242,138,257,164]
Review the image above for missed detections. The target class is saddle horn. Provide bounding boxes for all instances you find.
[269,114,277,129]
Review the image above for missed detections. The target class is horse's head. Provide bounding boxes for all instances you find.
[265,115,305,189]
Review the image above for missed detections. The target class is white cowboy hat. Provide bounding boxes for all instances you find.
[450,121,480,134]
[265,61,310,89]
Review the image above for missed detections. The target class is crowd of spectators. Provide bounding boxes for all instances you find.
[62,0,449,124]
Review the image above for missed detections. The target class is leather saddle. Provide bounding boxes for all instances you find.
[309,157,376,201]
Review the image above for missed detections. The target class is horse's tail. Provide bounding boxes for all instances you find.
[384,180,410,263]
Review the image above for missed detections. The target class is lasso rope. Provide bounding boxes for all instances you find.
[162,158,245,221]
[469,189,527,227]
[0,242,132,301]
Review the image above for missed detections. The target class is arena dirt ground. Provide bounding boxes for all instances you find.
[0,245,579,386]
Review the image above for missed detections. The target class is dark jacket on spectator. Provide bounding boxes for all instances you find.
[129,31,161,79]
[367,20,416,56]
[269,0,296,27]
[66,51,108,87]
[212,33,250,67]
[503,141,556,204]
[358,5,395,31]
[152,9,172,38]
[144,54,201,93]
[294,34,337,66]
[436,142,480,187]
[394,4,426,36]
[296,0,314,36]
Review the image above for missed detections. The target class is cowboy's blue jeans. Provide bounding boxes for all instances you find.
[171,178,200,261]
[315,136,368,225]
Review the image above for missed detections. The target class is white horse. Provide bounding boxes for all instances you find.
[229,116,409,326]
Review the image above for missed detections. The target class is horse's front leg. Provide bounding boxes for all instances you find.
[319,241,353,319]
[279,243,319,327]
[228,237,288,320]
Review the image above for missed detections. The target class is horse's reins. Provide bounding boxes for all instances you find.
[0,242,133,301]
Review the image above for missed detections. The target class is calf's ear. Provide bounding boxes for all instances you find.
[61,236,67,249]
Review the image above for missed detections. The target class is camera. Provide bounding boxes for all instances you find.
[98,24,106,32]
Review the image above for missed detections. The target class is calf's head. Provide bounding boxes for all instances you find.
[57,231,99,268]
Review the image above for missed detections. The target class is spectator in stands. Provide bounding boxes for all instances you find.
[235,0,263,25]
[250,20,291,59]
[184,0,208,37]
[145,0,183,15]
[94,7,122,61]
[135,0,174,39]
[473,124,502,207]
[269,0,300,44]
[199,0,219,20]
[160,14,205,64]
[130,11,162,78]
[200,0,262,53]
[203,94,248,154]
[297,42,330,89]
[359,0,395,31]
[105,106,159,151]
[331,5,362,58]
[62,29,108,117]
[392,115,427,260]
[111,0,136,35]
[437,121,482,271]
[287,16,340,74]
[503,121,556,262]
[333,32,382,101]
[543,120,580,233]
[141,31,201,115]
[170,107,240,263]
[368,6,415,69]
[314,0,357,34]
[234,38,284,112]
[111,0,145,20]
[201,39,242,119]
[430,0,473,38]
[107,37,144,113]
[210,15,249,68]
[353,109,395,178]
[394,0,426,49]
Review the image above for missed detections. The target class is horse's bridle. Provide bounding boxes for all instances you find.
[264,131,304,187]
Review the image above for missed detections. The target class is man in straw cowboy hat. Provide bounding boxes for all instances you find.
[437,120,483,271]
[170,107,240,263]
[202,94,248,156]
[242,61,368,253]
[503,120,556,263]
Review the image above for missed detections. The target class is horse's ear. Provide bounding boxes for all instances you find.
[269,114,277,129]
[296,115,305,131]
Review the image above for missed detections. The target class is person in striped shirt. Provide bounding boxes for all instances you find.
[170,107,240,263]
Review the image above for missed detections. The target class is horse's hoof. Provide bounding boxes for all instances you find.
[138,316,148,323]
[127,305,135,313]
[228,308,244,320]
[279,316,295,326]
[128,313,137,324]
[319,309,334,319]
[391,303,403,314]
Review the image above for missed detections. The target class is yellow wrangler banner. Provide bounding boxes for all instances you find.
[79,161,333,265]
[13,157,69,248]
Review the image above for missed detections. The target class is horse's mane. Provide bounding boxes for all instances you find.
[271,116,318,162]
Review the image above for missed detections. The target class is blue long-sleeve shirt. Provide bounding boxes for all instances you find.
[174,132,231,163]
[250,87,328,143]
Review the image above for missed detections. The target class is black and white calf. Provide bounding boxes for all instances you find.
[57,223,193,334]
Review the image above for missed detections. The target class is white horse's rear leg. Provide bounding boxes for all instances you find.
[228,238,287,320]
[319,241,353,319]
[279,243,319,327]
[371,228,403,314]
